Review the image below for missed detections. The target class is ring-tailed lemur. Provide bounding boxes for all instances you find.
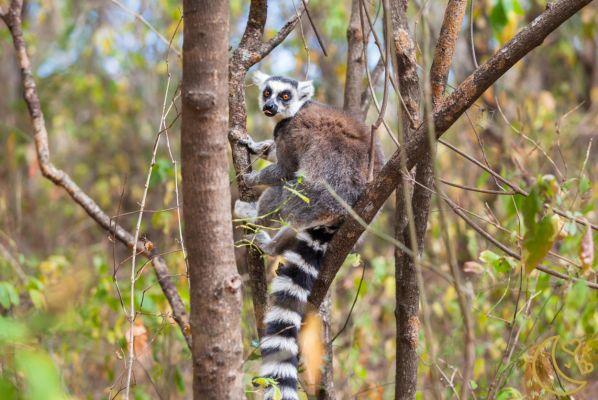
[235,71,383,400]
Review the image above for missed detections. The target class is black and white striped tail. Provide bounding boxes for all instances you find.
[260,225,338,400]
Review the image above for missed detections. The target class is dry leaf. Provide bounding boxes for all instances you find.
[298,311,324,396]
[579,219,594,273]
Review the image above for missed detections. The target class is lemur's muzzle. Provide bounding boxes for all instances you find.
[263,101,278,117]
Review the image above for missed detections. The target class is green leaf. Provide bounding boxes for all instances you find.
[522,213,560,274]
[519,190,542,233]
[489,0,509,33]
[511,0,524,15]
[29,289,46,310]
[0,284,10,309]
[0,316,29,344]
[496,387,523,400]
[150,158,174,186]
[479,250,501,265]
[0,282,18,308]
[174,367,185,393]
[8,286,19,307]
[15,350,67,400]
[0,376,17,399]
[579,175,590,194]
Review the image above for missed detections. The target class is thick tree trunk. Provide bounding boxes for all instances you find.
[181,1,243,398]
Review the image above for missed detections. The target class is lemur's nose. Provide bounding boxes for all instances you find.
[263,101,278,116]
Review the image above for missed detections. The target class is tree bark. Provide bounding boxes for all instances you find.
[388,1,428,398]
[343,0,367,118]
[181,1,243,398]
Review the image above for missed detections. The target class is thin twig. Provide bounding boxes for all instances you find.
[300,0,327,56]
[330,261,366,343]
[124,68,173,400]
[109,0,181,57]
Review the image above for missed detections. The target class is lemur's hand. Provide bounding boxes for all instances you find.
[239,137,274,155]
[242,171,259,187]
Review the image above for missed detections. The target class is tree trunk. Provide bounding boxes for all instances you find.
[181,1,243,398]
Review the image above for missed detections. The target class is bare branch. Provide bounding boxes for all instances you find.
[1,4,191,349]
[311,0,594,308]
[109,0,181,57]
[344,0,368,117]
[430,0,468,104]
[258,2,308,61]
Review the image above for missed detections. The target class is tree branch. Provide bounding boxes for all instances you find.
[310,0,594,308]
[228,0,307,337]
[430,0,468,103]
[344,0,368,117]
[1,3,191,349]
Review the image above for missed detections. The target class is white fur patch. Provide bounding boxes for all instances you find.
[264,386,299,400]
[260,335,299,356]
[234,200,257,220]
[260,361,298,380]
[283,250,319,278]
[270,276,309,302]
[264,306,302,330]
[281,387,299,400]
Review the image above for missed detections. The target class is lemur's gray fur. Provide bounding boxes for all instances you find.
[234,71,383,400]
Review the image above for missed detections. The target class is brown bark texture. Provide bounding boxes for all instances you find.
[388,1,425,398]
[310,0,593,309]
[181,1,243,398]
[343,0,367,118]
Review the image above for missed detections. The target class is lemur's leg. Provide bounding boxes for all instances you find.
[239,137,277,162]
[251,226,297,256]
[243,164,287,187]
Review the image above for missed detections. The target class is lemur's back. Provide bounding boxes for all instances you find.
[274,100,383,210]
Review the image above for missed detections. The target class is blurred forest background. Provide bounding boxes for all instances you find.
[0,0,596,399]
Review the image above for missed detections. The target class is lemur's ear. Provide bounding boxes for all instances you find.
[252,71,270,86]
[298,80,314,100]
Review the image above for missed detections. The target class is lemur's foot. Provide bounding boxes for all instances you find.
[246,230,276,255]
[234,200,258,221]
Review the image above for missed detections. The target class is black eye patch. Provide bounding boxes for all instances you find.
[263,86,272,98]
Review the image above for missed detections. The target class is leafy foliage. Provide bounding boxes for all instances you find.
[0,0,596,398]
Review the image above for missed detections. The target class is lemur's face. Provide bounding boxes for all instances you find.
[252,71,314,120]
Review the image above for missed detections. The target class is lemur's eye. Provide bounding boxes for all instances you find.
[281,92,291,101]
[263,89,271,98]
